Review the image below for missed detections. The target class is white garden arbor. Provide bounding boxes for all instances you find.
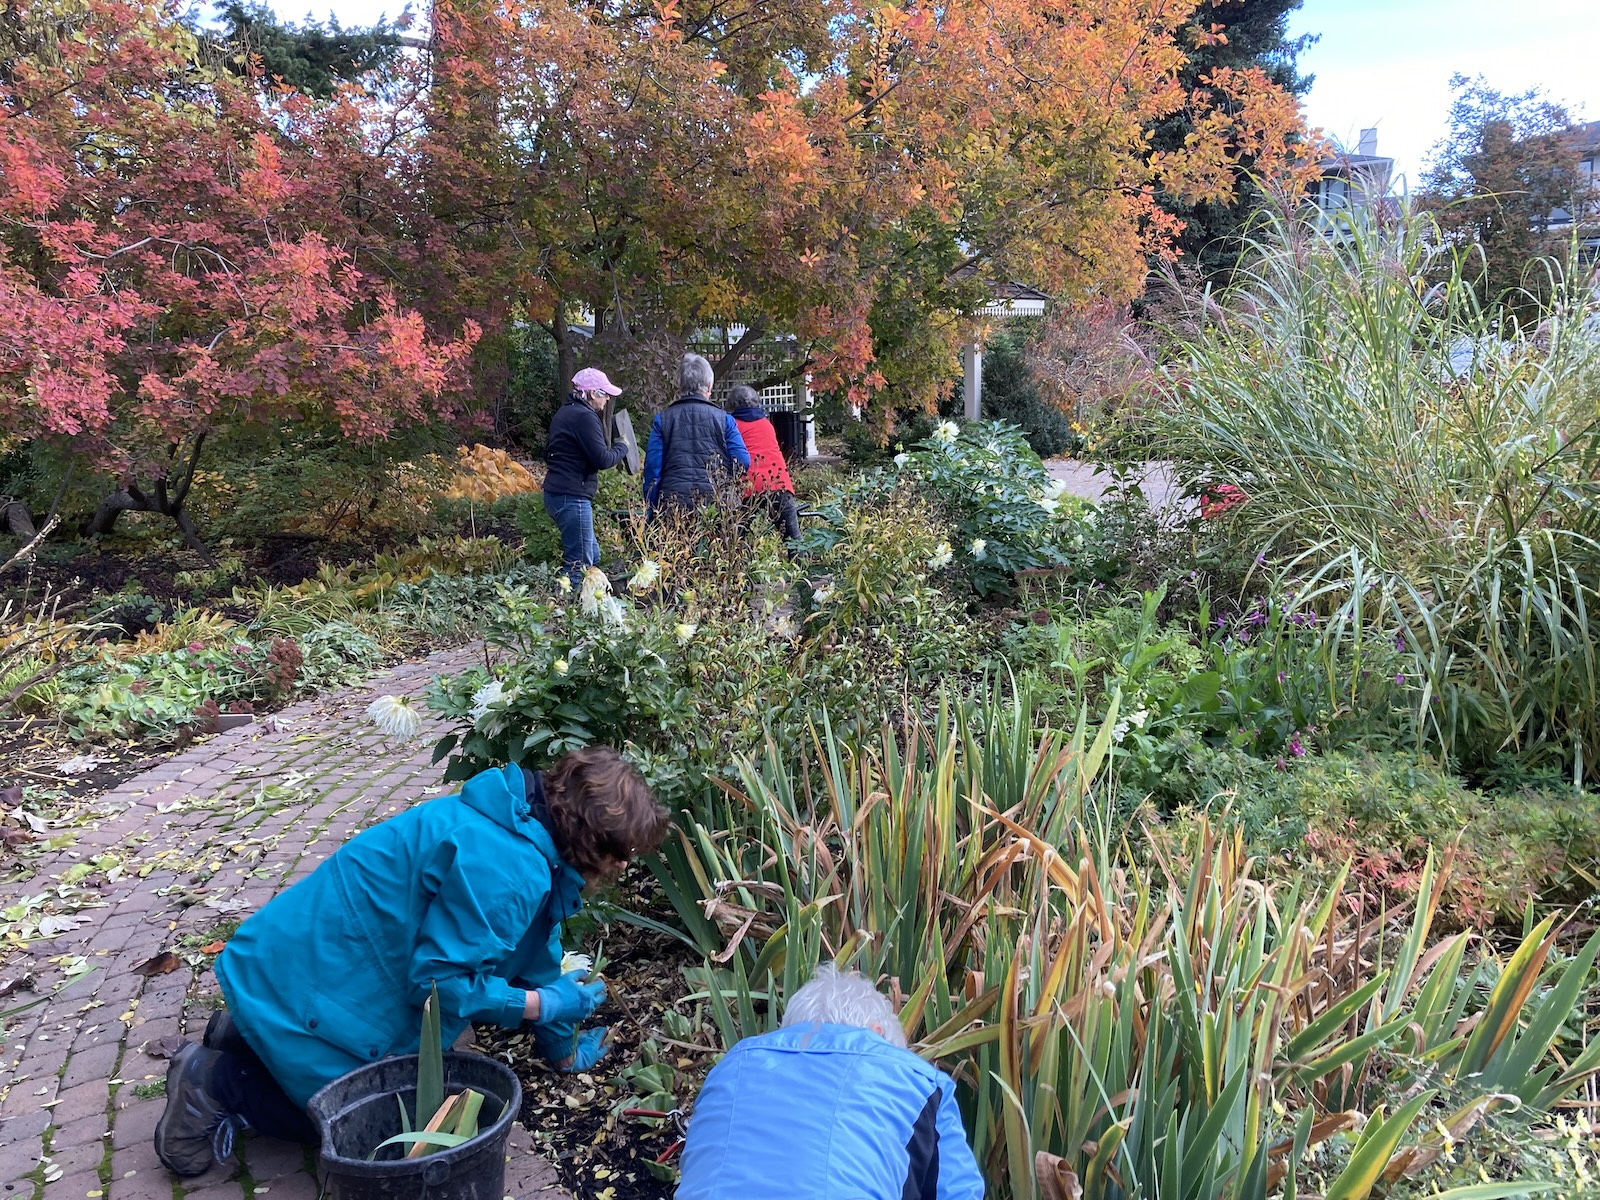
[961,282,1052,420]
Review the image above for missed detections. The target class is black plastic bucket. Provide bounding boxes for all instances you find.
[769,410,806,464]
[307,1052,522,1200]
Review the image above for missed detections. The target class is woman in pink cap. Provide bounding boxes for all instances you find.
[543,368,629,584]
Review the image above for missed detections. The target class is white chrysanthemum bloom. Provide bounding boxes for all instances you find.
[629,558,662,592]
[927,542,953,570]
[601,596,628,627]
[893,452,910,467]
[811,582,835,605]
[1037,496,1060,516]
[366,695,422,741]
[579,566,611,615]
[931,420,960,445]
[675,622,698,645]
[553,658,569,676]
[560,951,593,976]
[556,575,572,594]
[772,614,798,640]
[1043,478,1068,500]
[469,680,506,724]
[969,538,987,561]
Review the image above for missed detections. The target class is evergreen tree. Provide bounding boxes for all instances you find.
[1152,0,1316,282]
[202,2,407,98]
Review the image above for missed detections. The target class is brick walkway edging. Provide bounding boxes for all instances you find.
[0,645,569,1200]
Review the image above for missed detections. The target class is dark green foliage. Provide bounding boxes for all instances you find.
[1150,0,1315,281]
[979,329,1075,457]
[504,324,562,452]
[200,3,406,98]
[513,495,563,566]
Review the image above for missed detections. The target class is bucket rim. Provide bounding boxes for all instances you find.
[308,1050,522,1172]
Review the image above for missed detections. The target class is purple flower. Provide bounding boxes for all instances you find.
[1256,553,1267,565]
[1395,633,1406,652]
[1395,672,1406,685]
[1277,671,1287,683]
[1288,733,1306,758]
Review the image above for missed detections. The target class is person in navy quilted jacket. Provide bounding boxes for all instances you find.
[676,965,985,1200]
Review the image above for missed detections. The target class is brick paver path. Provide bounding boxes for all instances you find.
[0,646,571,1200]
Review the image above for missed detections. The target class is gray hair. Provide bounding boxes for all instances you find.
[782,964,907,1048]
[678,353,714,397]
[726,384,760,409]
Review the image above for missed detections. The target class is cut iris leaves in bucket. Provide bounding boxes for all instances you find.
[367,983,486,1160]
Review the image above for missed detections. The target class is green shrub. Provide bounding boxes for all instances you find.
[1177,747,1600,927]
[980,328,1077,457]
[889,419,1094,595]
[1161,206,1600,782]
[513,494,564,565]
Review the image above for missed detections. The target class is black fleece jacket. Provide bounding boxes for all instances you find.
[543,395,627,499]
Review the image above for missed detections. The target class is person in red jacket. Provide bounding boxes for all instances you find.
[726,385,800,542]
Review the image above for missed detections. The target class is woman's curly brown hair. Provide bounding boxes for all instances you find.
[543,747,668,877]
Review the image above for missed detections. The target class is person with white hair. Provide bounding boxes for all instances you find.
[675,965,985,1199]
[641,353,750,515]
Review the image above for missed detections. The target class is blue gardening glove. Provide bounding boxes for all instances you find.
[530,1023,610,1073]
[534,970,606,1027]
[530,1019,576,1066]
[564,1027,611,1073]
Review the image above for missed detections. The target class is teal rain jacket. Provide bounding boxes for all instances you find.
[214,764,583,1107]
[675,1023,986,1200]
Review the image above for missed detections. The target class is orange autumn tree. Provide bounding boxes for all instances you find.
[422,0,1312,421]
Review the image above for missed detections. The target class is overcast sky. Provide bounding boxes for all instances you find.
[260,0,1600,191]
[1290,0,1599,189]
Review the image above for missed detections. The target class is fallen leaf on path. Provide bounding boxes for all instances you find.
[0,785,21,805]
[131,951,181,977]
[199,941,226,955]
[143,1035,187,1059]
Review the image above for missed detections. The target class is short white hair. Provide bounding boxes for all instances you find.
[679,353,714,396]
[782,964,907,1048]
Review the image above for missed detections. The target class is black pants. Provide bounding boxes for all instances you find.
[754,491,801,542]
[208,1015,318,1143]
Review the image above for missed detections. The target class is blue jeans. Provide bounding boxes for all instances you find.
[545,492,599,583]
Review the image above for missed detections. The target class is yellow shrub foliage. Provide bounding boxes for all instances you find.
[443,445,543,503]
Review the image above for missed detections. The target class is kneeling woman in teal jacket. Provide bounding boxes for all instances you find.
[154,746,668,1178]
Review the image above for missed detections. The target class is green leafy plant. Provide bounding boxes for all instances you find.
[650,683,1600,1199]
[1161,206,1600,782]
[371,984,486,1160]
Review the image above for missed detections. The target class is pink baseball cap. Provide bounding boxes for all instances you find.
[572,367,622,396]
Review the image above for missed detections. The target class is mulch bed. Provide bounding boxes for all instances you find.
[0,715,163,811]
[475,878,716,1200]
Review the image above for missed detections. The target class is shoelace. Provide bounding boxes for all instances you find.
[211,1116,241,1165]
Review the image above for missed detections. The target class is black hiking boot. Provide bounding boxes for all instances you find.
[153,1043,244,1177]
[202,1009,244,1055]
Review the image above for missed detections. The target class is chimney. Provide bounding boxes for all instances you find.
[1357,127,1378,156]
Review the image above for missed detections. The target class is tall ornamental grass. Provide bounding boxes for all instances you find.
[1159,209,1600,781]
[652,687,1600,1199]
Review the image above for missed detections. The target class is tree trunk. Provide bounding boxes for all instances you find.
[551,310,577,414]
[2,499,35,538]
[84,435,218,566]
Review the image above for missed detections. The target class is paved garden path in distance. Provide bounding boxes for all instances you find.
[0,644,572,1200]
[1045,458,1189,515]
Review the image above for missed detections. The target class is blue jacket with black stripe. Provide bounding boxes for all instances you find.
[675,1023,986,1200]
